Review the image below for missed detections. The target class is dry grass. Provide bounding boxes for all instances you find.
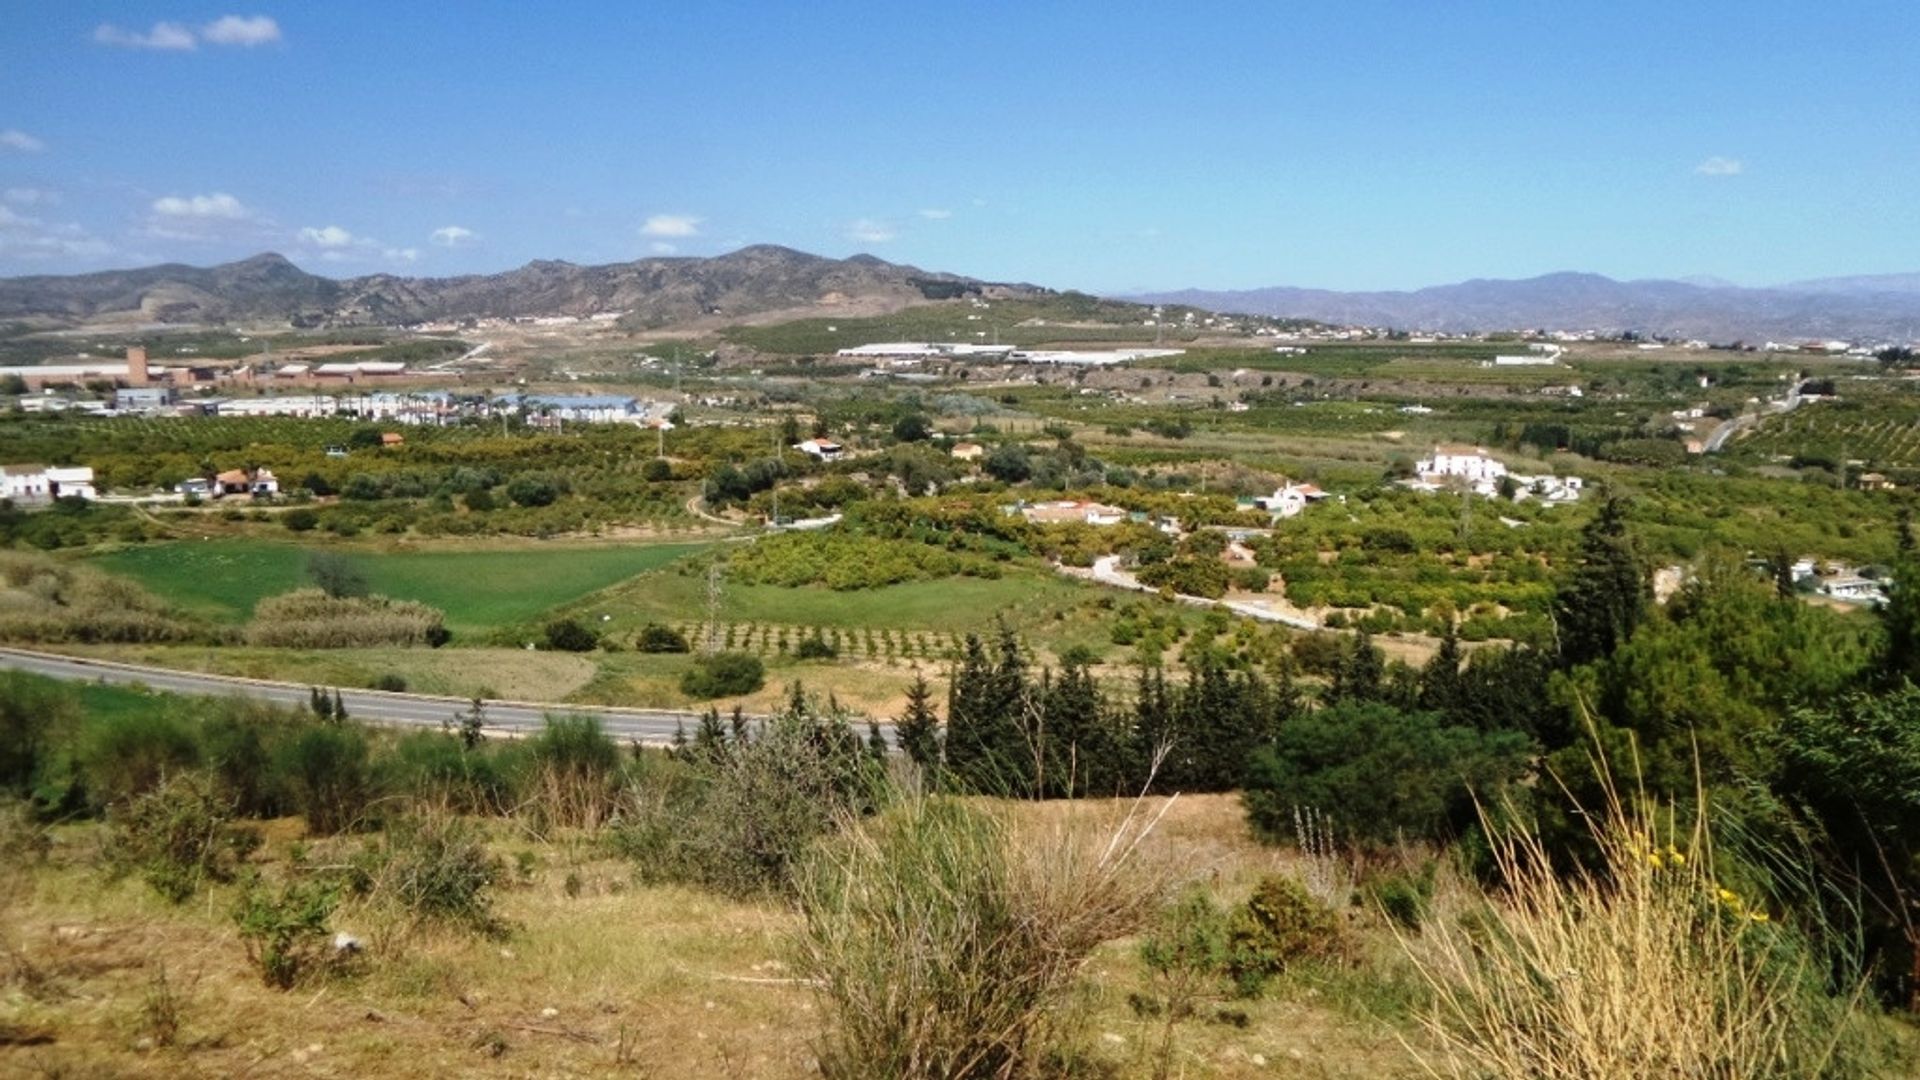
[1401,759,1891,1080]
[0,795,1454,1079]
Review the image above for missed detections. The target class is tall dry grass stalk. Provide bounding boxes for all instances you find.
[1402,744,1877,1080]
[792,794,1178,1080]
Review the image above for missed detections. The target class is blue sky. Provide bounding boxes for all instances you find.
[3,3,1918,292]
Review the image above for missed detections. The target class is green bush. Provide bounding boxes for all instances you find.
[104,772,256,903]
[81,710,200,808]
[278,724,374,835]
[283,508,320,532]
[679,652,766,698]
[541,616,599,652]
[635,622,690,653]
[523,715,622,831]
[349,813,504,934]
[794,633,838,660]
[233,878,339,990]
[1226,874,1345,997]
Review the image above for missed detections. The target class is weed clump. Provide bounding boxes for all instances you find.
[792,796,1170,1079]
[233,878,339,989]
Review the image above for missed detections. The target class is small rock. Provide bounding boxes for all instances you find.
[1100,1032,1126,1046]
[498,947,516,960]
[1250,1053,1268,1067]
[540,1007,559,1019]
[133,1036,155,1052]
[332,931,362,954]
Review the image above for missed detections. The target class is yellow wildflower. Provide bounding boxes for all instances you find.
[1666,847,1686,867]
[1750,911,1769,924]
[1648,853,1664,869]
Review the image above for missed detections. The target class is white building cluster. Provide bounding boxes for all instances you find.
[1406,444,1583,503]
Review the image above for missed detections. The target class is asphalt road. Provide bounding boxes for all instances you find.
[0,647,849,745]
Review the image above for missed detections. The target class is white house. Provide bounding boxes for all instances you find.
[793,438,845,462]
[1252,482,1328,519]
[2,464,96,502]
[1415,445,1509,486]
[1824,576,1887,605]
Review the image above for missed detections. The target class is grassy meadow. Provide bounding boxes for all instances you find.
[91,540,708,636]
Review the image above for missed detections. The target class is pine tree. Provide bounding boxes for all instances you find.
[671,720,688,755]
[309,686,331,721]
[866,721,889,762]
[895,669,943,776]
[1553,492,1650,667]
[1770,547,1797,602]
[729,704,751,746]
[332,688,348,723]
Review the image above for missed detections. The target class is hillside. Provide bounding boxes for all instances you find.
[0,246,1045,329]
[1132,271,1920,342]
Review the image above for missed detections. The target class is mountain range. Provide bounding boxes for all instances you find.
[1131,272,1920,343]
[8,248,1920,344]
[0,246,1038,330]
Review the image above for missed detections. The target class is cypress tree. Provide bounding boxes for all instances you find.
[694,707,728,762]
[866,721,889,762]
[332,688,348,723]
[1553,492,1650,667]
[1330,630,1385,705]
[310,686,331,721]
[1417,623,1465,717]
[1132,664,1175,792]
[944,633,995,789]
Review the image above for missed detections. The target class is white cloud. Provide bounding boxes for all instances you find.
[648,241,678,255]
[0,204,113,260]
[640,214,701,237]
[846,218,897,243]
[94,21,198,50]
[1694,156,1743,176]
[382,247,420,264]
[3,188,58,206]
[201,15,282,47]
[917,208,952,220]
[0,129,46,153]
[430,225,475,247]
[298,224,355,248]
[151,192,251,219]
[95,15,283,51]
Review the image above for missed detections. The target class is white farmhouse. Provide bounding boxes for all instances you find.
[1415,445,1509,486]
[2,464,97,502]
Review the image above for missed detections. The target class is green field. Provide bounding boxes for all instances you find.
[91,540,709,635]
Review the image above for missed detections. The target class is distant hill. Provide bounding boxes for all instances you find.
[0,246,1045,328]
[1130,272,1920,343]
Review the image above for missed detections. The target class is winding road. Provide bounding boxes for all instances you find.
[0,646,840,745]
[1704,380,1809,453]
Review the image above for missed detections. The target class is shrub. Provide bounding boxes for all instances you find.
[80,710,200,808]
[634,622,690,653]
[1225,873,1345,997]
[349,812,504,935]
[541,616,599,653]
[1138,886,1234,1070]
[524,715,622,831]
[105,772,255,903]
[794,633,838,660]
[277,724,373,835]
[679,651,766,698]
[283,508,319,532]
[0,670,76,795]
[245,589,448,648]
[233,878,339,990]
[0,552,197,644]
[641,458,673,482]
[792,795,1170,1079]
[371,673,409,692]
